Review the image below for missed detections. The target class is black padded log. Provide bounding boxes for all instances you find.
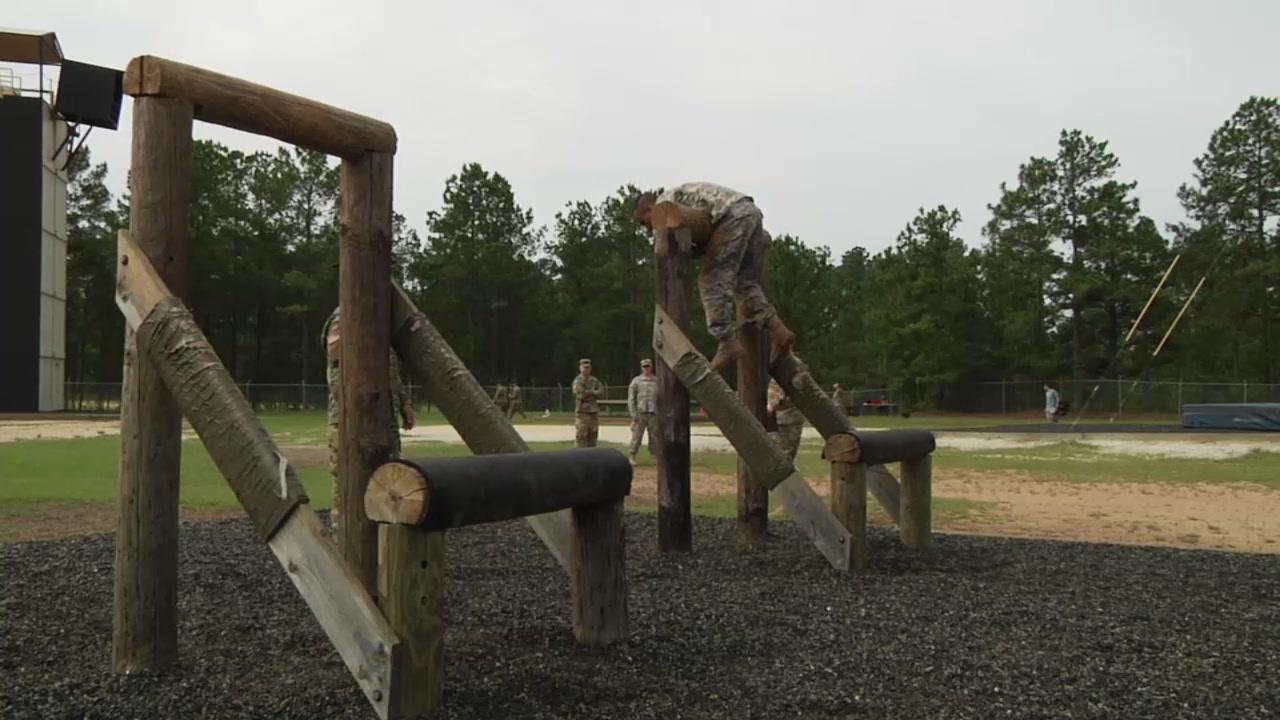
[824,429,936,467]
[367,448,633,530]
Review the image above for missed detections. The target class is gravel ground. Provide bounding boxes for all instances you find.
[3,513,1278,720]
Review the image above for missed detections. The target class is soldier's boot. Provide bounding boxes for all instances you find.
[707,335,745,372]
[766,314,796,365]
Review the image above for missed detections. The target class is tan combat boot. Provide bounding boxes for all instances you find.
[706,335,745,372]
[766,314,796,364]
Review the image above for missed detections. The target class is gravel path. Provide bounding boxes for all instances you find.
[3,513,1278,719]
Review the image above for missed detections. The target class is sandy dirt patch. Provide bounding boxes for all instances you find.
[0,502,239,543]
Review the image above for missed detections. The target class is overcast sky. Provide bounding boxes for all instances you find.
[12,0,1280,256]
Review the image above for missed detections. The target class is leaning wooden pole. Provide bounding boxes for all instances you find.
[116,230,401,719]
[770,354,903,523]
[338,151,394,596]
[112,95,193,674]
[652,221,693,552]
[736,244,770,543]
[653,305,850,570]
[389,285,574,571]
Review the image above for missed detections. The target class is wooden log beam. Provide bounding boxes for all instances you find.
[652,305,851,570]
[115,231,400,719]
[736,237,769,544]
[389,285,574,571]
[824,435,868,572]
[112,96,192,674]
[338,151,394,596]
[365,449,633,530]
[570,499,629,645]
[653,226,693,552]
[769,354,903,523]
[650,202,713,251]
[123,55,396,159]
[378,525,446,719]
[821,429,936,467]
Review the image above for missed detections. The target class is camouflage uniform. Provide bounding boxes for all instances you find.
[507,382,525,419]
[626,361,658,460]
[656,182,777,341]
[768,379,806,460]
[572,359,605,448]
[493,384,510,415]
[832,384,848,416]
[324,306,411,539]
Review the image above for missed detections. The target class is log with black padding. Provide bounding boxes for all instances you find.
[821,429,936,467]
[365,448,633,529]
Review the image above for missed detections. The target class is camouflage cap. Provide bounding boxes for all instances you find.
[579,358,592,365]
[640,358,652,367]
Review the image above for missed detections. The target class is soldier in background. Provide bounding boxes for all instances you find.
[626,358,658,463]
[324,306,415,540]
[767,377,807,460]
[493,383,510,416]
[508,381,526,419]
[572,358,605,448]
[831,383,848,416]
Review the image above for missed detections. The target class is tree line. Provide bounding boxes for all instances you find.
[65,96,1280,409]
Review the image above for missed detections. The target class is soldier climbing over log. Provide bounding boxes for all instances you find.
[633,182,797,372]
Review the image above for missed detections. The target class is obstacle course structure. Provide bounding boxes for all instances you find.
[649,208,935,570]
[111,55,625,720]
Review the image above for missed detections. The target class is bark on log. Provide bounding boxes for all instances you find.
[654,227,693,552]
[653,305,851,570]
[769,354,903,522]
[338,151,394,596]
[389,285,574,571]
[112,96,192,674]
[736,241,770,543]
[123,55,396,158]
[366,449,633,530]
[570,500,629,645]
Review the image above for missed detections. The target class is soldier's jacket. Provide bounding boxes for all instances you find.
[323,307,411,427]
[509,384,522,401]
[494,385,509,405]
[628,374,657,416]
[768,380,805,426]
[573,374,605,414]
[656,182,753,224]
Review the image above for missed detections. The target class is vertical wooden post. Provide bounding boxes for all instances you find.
[654,227,692,552]
[735,252,769,543]
[378,524,446,719]
[570,499,629,645]
[338,151,394,595]
[831,462,868,571]
[899,455,932,550]
[113,96,193,674]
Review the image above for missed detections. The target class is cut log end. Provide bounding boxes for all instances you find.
[365,463,430,525]
[822,432,861,464]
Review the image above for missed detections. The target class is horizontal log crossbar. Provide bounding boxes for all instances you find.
[365,448,634,529]
[123,55,397,158]
[822,429,936,467]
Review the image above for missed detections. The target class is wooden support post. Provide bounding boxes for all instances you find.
[653,225,693,552]
[770,353,903,523]
[338,151,394,596]
[735,250,769,544]
[379,525,446,719]
[112,96,193,674]
[899,455,932,551]
[824,434,867,571]
[389,286,573,571]
[570,499,629,645]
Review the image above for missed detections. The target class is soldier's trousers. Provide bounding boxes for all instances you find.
[701,201,777,341]
[329,426,402,539]
[575,412,599,448]
[769,422,803,461]
[629,412,657,457]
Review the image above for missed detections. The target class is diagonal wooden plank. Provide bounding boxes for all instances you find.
[652,305,850,571]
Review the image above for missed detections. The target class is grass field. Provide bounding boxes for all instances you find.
[2,410,1278,550]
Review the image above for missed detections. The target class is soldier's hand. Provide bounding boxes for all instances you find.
[401,405,416,430]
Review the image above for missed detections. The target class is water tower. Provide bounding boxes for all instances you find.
[0,28,122,412]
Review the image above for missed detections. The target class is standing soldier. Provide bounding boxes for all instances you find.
[767,377,807,460]
[493,383,510,416]
[831,383,848,416]
[508,381,526,419]
[626,358,658,463]
[323,305,416,540]
[572,358,605,448]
